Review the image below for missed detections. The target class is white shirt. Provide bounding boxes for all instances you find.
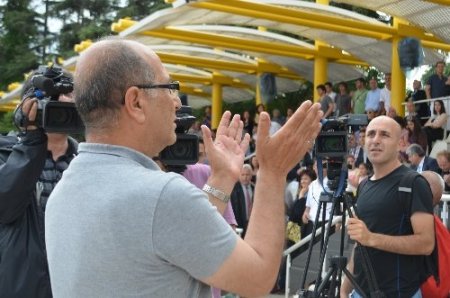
[306,178,333,222]
[269,121,282,136]
[285,180,299,212]
[416,157,425,173]
[380,86,391,112]
[240,183,253,219]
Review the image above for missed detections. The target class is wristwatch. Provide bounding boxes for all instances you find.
[202,184,231,203]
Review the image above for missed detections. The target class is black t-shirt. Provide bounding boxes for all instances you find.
[427,74,448,98]
[354,165,433,297]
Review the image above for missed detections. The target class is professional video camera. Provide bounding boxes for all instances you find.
[14,65,84,134]
[315,114,368,190]
[160,105,199,166]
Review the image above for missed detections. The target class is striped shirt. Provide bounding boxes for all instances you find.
[36,137,78,213]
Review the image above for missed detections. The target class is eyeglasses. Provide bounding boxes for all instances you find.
[121,81,180,104]
[134,81,179,95]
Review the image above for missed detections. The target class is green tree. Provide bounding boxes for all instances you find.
[116,0,170,20]
[0,111,15,134]
[421,63,450,86]
[0,0,39,90]
[50,0,120,57]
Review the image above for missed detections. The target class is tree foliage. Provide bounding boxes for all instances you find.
[0,111,15,134]
[116,0,170,20]
[0,0,39,90]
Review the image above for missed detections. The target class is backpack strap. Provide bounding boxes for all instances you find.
[398,170,440,286]
[397,170,421,216]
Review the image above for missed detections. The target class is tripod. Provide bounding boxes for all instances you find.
[298,186,383,298]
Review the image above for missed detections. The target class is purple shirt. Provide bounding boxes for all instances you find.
[183,164,237,226]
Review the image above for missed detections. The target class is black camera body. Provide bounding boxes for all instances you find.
[17,65,84,134]
[315,114,368,190]
[160,105,199,166]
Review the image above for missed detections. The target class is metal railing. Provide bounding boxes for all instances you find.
[440,194,450,228]
[283,216,342,298]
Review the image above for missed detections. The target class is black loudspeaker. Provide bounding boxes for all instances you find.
[259,73,277,104]
[397,38,423,70]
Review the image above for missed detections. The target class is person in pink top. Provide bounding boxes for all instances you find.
[183,163,237,227]
[183,163,237,298]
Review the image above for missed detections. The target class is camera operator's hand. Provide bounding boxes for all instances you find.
[20,98,39,131]
[347,217,373,246]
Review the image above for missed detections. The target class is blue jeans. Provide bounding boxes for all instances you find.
[350,289,422,298]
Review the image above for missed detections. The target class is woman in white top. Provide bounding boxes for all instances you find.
[424,99,447,152]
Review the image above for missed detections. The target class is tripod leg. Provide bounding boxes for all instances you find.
[299,201,324,291]
[315,266,335,296]
[342,268,368,298]
[313,198,339,296]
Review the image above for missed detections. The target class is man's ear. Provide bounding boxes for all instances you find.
[123,86,146,124]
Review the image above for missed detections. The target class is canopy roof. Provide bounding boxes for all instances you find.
[1,0,448,109]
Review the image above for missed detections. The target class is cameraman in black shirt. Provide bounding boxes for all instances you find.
[0,68,78,297]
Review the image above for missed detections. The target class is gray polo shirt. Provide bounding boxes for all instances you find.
[45,143,237,298]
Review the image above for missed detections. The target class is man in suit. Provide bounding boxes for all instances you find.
[230,164,254,236]
[406,80,429,126]
[406,143,439,173]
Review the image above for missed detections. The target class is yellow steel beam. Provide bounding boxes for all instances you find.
[425,0,450,5]
[170,73,252,89]
[421,40,450,52]
[141,27,366,64]
[158,52,256,74]
[179,85,211,98]
[191,1,447,46]
[148,28,312,59]
[157,52,304,80]
[0,101,19,112]
[0,106,14,112]
[112,18,365,64]
[191,1,391,40]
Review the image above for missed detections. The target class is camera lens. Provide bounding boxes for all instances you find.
[160,134,199,166]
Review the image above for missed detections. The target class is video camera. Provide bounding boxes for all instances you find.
[160,105,199,166]
[15,65,84,134]
[315,114,368,190]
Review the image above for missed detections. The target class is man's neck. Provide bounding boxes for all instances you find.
[371,161,401,180]
[47,133,69,161]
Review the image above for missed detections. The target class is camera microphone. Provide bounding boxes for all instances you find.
[32,76,54,93]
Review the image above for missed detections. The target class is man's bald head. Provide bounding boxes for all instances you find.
[422,171,444,207]
[367,116,402,139]
[74,37,157,132]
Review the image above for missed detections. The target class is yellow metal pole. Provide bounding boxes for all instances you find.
[391,18,406,116]
[313,0,329,103]
[313,52,327,102]
[255,26,268,107]
[255,74,262,106]
[211,81,223,130]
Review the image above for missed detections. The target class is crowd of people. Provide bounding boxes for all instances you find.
[0,35,449,298]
